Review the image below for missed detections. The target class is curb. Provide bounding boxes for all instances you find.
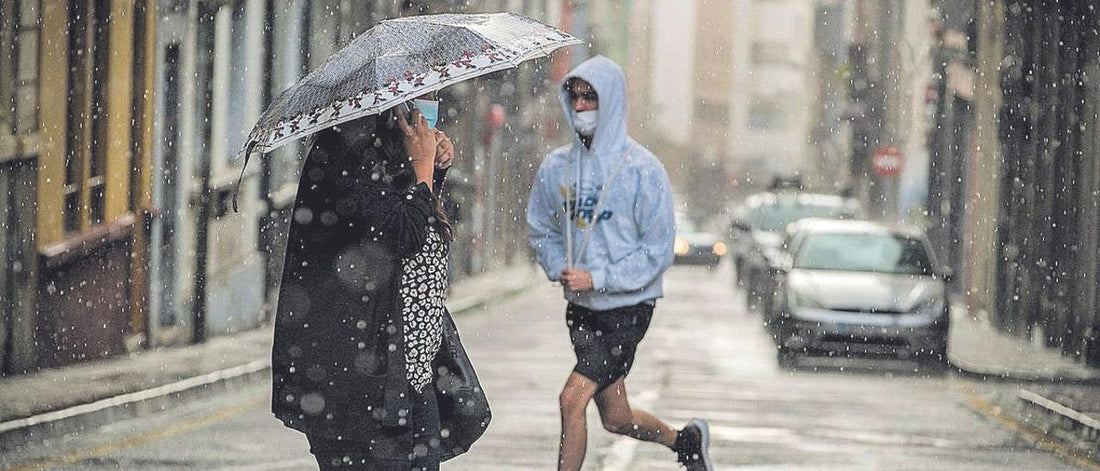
[946,354,1100,385]
[946,298,1100,385]
[0,360,270,452]
[1018,389,1100,457]
[0,265,541,452]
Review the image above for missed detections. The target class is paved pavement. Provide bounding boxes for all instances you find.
[4,263,1095,468]
[948,301,1100,382]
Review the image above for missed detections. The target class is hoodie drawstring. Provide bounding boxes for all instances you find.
[572,149,630,267]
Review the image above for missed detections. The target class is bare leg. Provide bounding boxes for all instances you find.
[559,372,599,471]
[594,377,678,448]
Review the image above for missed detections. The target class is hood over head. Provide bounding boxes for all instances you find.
[559,55,629,156]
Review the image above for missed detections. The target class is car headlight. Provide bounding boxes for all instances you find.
[674,236,689,255]
[788,289,823,309]
[713,241,727,256]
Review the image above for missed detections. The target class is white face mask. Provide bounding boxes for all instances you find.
[572,110,599,137]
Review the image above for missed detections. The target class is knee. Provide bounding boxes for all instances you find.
[601,412,634,435]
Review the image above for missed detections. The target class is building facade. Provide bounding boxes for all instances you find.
[0,0,158,374]
[945,0,1100,366]
[0,0,44,375]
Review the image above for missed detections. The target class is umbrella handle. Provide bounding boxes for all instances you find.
[231,141,257,212]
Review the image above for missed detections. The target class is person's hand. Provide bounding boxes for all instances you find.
[434,130,455,169]
[559,268,594,292]
[395,105,436,186]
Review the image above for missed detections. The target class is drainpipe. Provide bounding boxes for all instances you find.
[192,2,217,343]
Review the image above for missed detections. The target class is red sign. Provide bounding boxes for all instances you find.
[872,146,904,177]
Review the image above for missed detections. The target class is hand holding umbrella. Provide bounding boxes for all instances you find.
[434,130,455,170]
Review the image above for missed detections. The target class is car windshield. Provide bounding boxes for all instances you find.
[754,203,852,232]
[793,232,934,275]
[676,214,697,233]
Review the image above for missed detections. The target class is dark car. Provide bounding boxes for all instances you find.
[767,219,951,368]
[674,213,726,267]
[727,192,863,307]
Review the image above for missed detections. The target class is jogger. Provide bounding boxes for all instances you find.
[526,55,715,471]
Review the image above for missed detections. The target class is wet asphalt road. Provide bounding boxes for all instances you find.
[1,263,1085,470]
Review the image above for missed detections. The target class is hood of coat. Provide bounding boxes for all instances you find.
[559,55,630,160]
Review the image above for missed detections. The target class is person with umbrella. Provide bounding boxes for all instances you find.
[526,56,715,471]
[249,13,580,471]
[271,99,465,470]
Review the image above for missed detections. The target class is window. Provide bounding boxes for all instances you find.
[225,0,250,163]
[267,0,308,192]
[0,1,14,134]
[748,97,786,131]
[0,0,37,136]
[751,41,789,65]
[64,0,110,233]
[793,233,934,276]
[694,97,729,125]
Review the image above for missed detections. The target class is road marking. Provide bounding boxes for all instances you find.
[214,458,318,470]
[958,385,1100,471]
[2,396,267,471]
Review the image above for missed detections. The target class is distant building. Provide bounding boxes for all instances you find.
[0,1,157,374]
[628,0,817,216]
[0,0,46,374]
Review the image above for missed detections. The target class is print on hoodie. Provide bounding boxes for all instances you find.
[526,55,676,311]
[561,182,613,229]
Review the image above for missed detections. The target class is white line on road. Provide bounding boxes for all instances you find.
[213,458,318,470]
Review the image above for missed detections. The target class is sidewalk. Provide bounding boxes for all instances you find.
[948,300,1100,463]
[0,262,543,451]
[948,300,1100,382]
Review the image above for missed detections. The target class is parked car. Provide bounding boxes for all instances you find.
[727,192,863,307]
[674,213,726,267]
[767,219,951,368]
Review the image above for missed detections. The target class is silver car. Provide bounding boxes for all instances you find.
[768,219,951,368]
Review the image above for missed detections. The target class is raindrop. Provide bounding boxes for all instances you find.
[300,393,326,415]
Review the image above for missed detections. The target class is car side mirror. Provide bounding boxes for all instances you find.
[780,255,794,273]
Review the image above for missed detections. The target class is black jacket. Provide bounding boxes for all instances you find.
[271,116,447,441]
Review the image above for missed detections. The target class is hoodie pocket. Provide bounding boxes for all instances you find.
[602,207,635,263]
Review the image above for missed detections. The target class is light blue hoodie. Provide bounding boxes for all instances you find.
[526,55,675,311]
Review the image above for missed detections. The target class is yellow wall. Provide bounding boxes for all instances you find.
[37,1,68,247]
[105,0,136,220]
[37,0,149,248]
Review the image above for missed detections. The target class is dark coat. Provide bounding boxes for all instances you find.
[270,114,447,442]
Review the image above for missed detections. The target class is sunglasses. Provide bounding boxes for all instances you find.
[567,89,599,102]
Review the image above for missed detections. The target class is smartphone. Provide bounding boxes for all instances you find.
[400,101,415,125]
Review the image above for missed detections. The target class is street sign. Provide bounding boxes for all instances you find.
[872,146,904,177]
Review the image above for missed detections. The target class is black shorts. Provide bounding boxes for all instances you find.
[566,302,654,390]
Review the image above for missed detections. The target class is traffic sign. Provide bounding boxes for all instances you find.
[872,146,903,177]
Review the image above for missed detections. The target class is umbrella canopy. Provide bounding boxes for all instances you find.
[238,12,581,159]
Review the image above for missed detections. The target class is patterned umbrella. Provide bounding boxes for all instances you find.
[238,12,580,159]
